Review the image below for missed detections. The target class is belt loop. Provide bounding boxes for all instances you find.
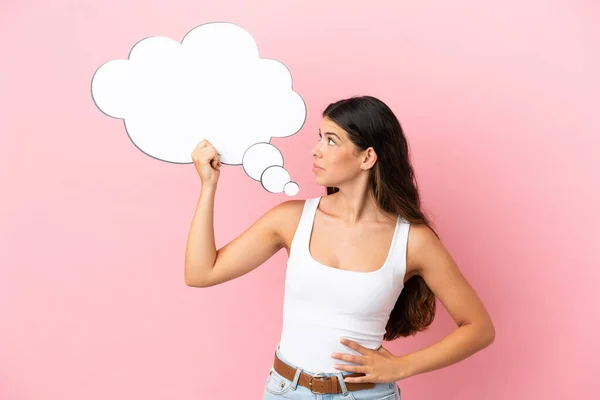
[291,367,303,390]
[336,372,350,396]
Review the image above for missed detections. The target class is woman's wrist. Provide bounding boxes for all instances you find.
[392,354,416,381]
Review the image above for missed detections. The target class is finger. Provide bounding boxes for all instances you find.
[331,353,367,364]
[199,146,220,159]
[340,339,369,355]
[343,374,370,384]
[333,363,363,373]
[198,145,215,154]
[198,149,217,162]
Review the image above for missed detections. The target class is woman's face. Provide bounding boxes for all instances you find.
[311,117,363,186]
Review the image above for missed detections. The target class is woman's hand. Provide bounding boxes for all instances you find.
[191,139,222,187]
[331,338,411,384]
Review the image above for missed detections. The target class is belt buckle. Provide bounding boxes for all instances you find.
[308,372,330,394]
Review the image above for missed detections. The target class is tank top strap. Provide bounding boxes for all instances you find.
[289,196,321,257]
[388,217,410,288]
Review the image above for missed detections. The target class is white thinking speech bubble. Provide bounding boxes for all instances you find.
[91,22,305,196]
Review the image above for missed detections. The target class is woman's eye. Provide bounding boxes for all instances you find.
[318,133,335,145]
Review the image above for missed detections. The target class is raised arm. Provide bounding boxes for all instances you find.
[184,187,298,287]
[184,138,301,287]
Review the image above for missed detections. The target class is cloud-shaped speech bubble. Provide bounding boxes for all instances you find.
[91,22,305,196]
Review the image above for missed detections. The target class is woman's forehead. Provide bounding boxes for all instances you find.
[320,118,346,135]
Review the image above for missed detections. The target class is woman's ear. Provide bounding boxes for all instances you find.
[363,147,378,168]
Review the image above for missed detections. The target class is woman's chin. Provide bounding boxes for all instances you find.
[314,177,331,187]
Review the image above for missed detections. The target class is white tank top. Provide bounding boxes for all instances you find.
[277,196,410,373]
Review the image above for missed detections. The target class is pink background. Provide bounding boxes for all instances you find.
[1,1,598,399]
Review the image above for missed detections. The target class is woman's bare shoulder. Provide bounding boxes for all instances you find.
[406,223,442,276]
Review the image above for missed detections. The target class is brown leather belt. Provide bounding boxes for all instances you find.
[273,351,375,394]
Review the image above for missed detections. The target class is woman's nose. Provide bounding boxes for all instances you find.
[312,142,322,158]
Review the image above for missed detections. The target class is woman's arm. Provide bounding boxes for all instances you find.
[184,185,219,286]
[184,185,300,287]
[397,224,496,379]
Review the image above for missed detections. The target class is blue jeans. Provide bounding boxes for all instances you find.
[263,345,402,400]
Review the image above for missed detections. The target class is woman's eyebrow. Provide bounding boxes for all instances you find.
[319,129,341,140]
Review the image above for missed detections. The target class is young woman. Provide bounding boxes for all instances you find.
[185,96,495,400]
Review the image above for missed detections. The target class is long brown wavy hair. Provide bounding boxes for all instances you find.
[323,95,437,340]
